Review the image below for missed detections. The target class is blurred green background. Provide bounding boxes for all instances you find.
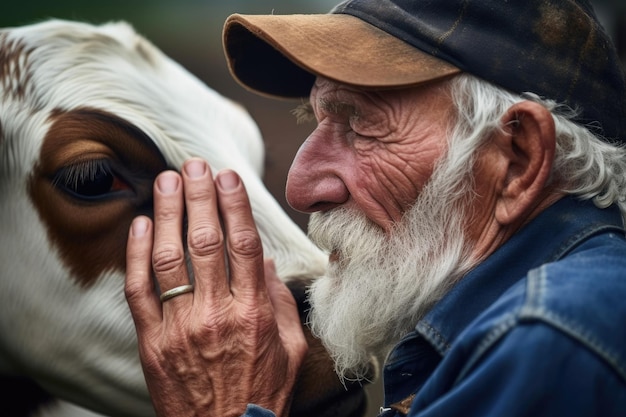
[2,1,624,416]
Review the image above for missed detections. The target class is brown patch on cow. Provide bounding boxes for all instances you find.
[28,107,167,287]
[0,32,32,100]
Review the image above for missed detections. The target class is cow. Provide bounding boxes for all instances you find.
[0,19,372,417]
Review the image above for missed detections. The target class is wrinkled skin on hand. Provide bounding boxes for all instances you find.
[125,158,308,417]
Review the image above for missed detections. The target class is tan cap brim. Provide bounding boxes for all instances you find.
[223,13,461,99]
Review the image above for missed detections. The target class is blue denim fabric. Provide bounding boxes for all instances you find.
[380,196,626,416]
[241,404,275,417]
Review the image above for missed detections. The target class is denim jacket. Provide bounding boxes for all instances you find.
[380,196,626,416]
[245,197,626,417]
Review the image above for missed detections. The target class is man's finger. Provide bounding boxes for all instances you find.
[264,259,308,356]
[181,159,230,305]
[216,170,265,301]
[152,171,193,314]
[125,216,161,333]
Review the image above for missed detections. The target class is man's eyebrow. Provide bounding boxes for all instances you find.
[318,98,359,118]
[290,99,360,125]
[291,102,315,124]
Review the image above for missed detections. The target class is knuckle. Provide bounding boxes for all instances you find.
[188,325,211,346]
[185,185,213,204]
[227,197,251,215]
[152,244,185,273]
[229,229,262,257]
[187,224,223,256]
[124,281,145,303]
[155,204,180,222]
[188,316,224,345]
[160,338,191,364]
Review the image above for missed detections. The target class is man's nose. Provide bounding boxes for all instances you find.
[285,129,349,214]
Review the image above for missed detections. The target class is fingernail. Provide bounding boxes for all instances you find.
[217,170,240,191]
[132,217,149,237]
[184,159,206,178]
[157,173,179,194]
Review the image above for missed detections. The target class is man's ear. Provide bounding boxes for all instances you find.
[495,101,556,225]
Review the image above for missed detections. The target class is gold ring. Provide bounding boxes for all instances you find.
[159,284,194,302]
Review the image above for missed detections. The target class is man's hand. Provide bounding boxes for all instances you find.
[125,158,307,417]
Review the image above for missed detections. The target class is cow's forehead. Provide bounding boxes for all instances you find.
[1,20,183,108]
[1,20,151,96]
[0,19,264,173]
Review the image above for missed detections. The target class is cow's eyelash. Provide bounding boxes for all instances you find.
[52,159,113,190]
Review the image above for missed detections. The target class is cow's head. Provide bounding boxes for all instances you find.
[0,19,373,417]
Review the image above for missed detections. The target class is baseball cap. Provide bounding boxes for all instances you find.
[223,0,626,141]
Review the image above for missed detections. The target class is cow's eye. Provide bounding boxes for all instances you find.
[52,159,131,200]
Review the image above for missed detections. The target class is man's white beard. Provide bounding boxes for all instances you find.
[307,149,478,382]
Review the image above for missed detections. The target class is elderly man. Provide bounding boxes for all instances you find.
[124,0,626,416]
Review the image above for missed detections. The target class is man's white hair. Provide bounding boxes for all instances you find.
[449,74,626,222]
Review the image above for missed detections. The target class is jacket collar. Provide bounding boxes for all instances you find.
[414,196,623,356]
